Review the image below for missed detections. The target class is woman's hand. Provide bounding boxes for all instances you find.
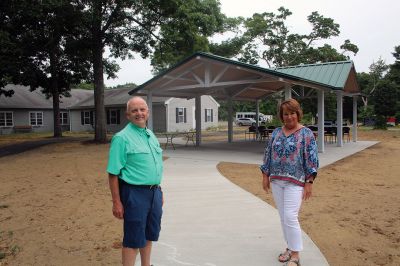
[262,173,270,192]
[303,183,313,200]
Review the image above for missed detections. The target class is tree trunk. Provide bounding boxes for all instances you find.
[52,88,62,137]
[361,96,368,110]
[92,1,107,143]
[50,47,62,138]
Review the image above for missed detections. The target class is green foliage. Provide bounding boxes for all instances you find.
[0,0,93,136]
[0,230,19,261]
[209,36,248,59]
[302,112,314,125]
[358,105,375,121]
[239,7,358,67]
[74,83,94,90]
[150,0,236,73]
[395,110,400,125]
[374,115,387,129]
[79,0,240,141]
[107,83,137,90]
[265,116,281,127]
[386,45,400,85]
[0,0,92,90]
[373,80,397,117]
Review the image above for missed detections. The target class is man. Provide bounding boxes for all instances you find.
[107,96,163,266]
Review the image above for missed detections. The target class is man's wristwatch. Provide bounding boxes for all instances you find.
[305,180,314,184]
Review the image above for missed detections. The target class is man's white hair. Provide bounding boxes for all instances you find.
[126,96,148,112]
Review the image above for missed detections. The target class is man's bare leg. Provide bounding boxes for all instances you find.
[122,247,139,266]
[139,241,152,266]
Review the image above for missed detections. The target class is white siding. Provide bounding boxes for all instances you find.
[166,95,218,132]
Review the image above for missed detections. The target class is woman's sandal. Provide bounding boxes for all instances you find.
[285,258,301,266]
[278,248,292,262]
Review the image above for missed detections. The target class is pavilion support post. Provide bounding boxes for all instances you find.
[284,84,292,100]
[317,90,325,153]
[195,95,202,146]
[336,91,343,147]
[353,96,358,142]
[146,92,153,130]
[227,96,233,143]
[256,100,260,128]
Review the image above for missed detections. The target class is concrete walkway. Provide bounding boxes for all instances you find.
[149,139,378,266]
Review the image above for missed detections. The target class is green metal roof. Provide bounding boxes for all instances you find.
[130,52,306,95]
[129,52,360,100]
[274,61,354,90]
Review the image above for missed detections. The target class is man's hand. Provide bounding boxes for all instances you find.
[262,173,270,192]
[108,174,123,219]
[112,200,124,219]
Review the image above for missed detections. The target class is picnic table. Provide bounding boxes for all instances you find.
[156,131,196,150]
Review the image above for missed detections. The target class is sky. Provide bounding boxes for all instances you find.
[104,0,400,87]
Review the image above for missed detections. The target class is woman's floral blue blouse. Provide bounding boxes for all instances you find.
[260,127,319,186]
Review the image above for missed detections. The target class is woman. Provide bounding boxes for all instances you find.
[260,99,319,266]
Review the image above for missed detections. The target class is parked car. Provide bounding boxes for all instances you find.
[235,118,256,126]
[324,120,335,126]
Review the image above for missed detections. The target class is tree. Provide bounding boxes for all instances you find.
[0,0,92,137]
[373,80,398,129]
[386,46,400,84]
[80,0,236,142]
[229,7,359,119]
[150,0,245,73]
[386,45,400,124]
[357,59,389,113]
[239,7,358,67]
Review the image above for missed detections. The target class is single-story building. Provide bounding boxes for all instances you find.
[1,85,219,135]
[69,87,219,133]
[0,84,92,134]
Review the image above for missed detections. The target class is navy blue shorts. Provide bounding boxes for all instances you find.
[119,181,163,248]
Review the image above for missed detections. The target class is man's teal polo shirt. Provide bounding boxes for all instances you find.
[107,123,163,185]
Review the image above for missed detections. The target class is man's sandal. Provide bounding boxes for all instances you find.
[285,258,301,266]
[278,248,291,262]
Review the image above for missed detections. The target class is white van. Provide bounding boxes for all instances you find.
[235,112,269,123]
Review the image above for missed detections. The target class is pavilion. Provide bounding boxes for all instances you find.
[129,52,360,153]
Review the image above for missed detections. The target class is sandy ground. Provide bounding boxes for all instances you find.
[0,128,399,265]
[218,129,400,266]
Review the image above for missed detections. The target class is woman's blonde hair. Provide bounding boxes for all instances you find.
[278,98,303,122]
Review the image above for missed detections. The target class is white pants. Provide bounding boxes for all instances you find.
[271,180,304,252]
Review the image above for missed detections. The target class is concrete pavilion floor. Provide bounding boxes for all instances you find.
[149,138,378,266]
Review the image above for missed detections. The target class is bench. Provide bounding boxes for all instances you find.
[14,125,33,133]
[156,131,196,150]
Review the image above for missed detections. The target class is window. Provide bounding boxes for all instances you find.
[80,110,94,125]
[59,112,68,125]
[0,112,13,127]
[176,107,187,123]
[30,112,43,126]
[205,108,213,122]
[107,109,120,125]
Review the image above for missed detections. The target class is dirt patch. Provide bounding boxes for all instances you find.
[218,129,400,266]
[1,128,399,265]
[0,142,121,265]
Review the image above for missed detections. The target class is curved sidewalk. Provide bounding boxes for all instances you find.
[150,140,378,266]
